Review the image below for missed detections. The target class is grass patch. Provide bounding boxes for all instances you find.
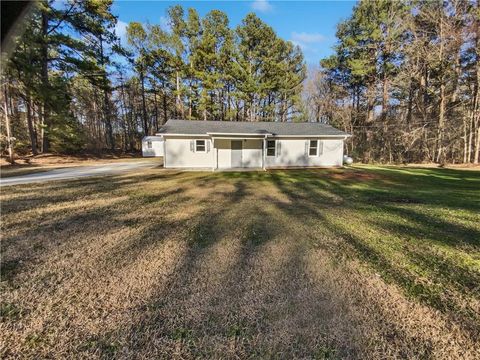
[1,165,479,358]
[0,302,24,321]
[1,259,22,283]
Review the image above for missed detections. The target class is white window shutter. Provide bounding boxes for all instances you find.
[318,140,324,156]
[276,141,281,156]
[190,140,194,152]
[305,140,309,155]
[207,140,211,152]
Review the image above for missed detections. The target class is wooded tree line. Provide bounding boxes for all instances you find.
[1,0,478,164]
[305,0,479,164]
[1,0,305,158]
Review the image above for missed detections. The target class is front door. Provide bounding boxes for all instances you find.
[231,140,243,168]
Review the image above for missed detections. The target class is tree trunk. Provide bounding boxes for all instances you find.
[188,90,192,119]
[473,8,480,164]
[364,82,375,163]
[382,76,389,116]
[3,85,15,164]
[250,95,255,122]
[475,121,480,164]
[366,83,375,124]
[140,70,148,136]
[26,91,38,155]
[153,87,159,131]
[163,90,168,125]
[118,76,129,152]
[99,35,114,151]
[420,64,429,123]
[176,70,183,117]
[41,10,50,153]
[436,18,445,164]
[102,88,114,150]
[436,81,446,163]
[406,79,414,124]
[92,93,101,149]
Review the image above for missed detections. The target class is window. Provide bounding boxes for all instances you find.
[309,140,318,156]
[266,140,276,156]
[147,141,152,149]
[195,139,206,152]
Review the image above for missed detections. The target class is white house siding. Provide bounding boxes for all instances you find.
[164,137,214,168]
[215,139,263,168]
[142,137,164,157]
[265,138,344,168]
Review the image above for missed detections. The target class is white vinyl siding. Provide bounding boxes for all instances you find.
[163,136,344,169]
[164,137,213,168]
[265,138,343,168]
[142,136,164,157]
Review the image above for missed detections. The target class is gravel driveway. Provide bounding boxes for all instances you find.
[0,160,160,186]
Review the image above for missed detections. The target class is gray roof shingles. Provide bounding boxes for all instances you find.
[157,119,349,137]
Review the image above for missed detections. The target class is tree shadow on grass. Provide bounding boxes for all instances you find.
[92,176,366,358]
[1,176,193,288]
[107,178,252,357]
[373,166,480,184]
[3,167,479,357]
[0,171,187,215]
[264,169,480,342]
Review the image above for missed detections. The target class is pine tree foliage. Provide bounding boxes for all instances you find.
[312,0,479,164]
[2,1,478,164]
[2,3,305,155]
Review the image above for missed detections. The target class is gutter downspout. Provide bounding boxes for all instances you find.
[162,136,167,168]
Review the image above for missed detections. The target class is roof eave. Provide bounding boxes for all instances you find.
[267,134,350,138]
[207,132,272,137]
[156,133,207,137]
[158,133,350,138]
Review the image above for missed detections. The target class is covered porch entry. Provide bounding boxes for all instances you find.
[211,135,268,169]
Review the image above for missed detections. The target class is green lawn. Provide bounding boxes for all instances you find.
[1,166,479,358]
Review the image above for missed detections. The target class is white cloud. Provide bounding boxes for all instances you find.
[115,20,128,40]
[290,40,303,47]
[291,32,325,44]
[160,16,172,33]
[289,33,325,65]
[251,0,273,13]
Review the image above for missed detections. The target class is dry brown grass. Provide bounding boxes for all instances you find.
[1,167,479,359]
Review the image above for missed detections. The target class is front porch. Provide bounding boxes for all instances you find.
[211,135,269,170]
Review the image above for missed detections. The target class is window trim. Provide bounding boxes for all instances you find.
[147,141,152,149]
[195,139,206,153]
[266,140,276,157]
[309,140,318,157]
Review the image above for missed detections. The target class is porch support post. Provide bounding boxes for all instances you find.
[262,136,267,171]
[212,137,216,172]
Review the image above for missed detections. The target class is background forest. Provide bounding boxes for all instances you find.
[1,0,479,164]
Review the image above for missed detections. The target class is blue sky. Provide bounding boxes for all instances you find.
[113,0,356,66]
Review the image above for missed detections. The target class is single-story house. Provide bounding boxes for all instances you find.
[142,136,164,157]
[146,119,350,170]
